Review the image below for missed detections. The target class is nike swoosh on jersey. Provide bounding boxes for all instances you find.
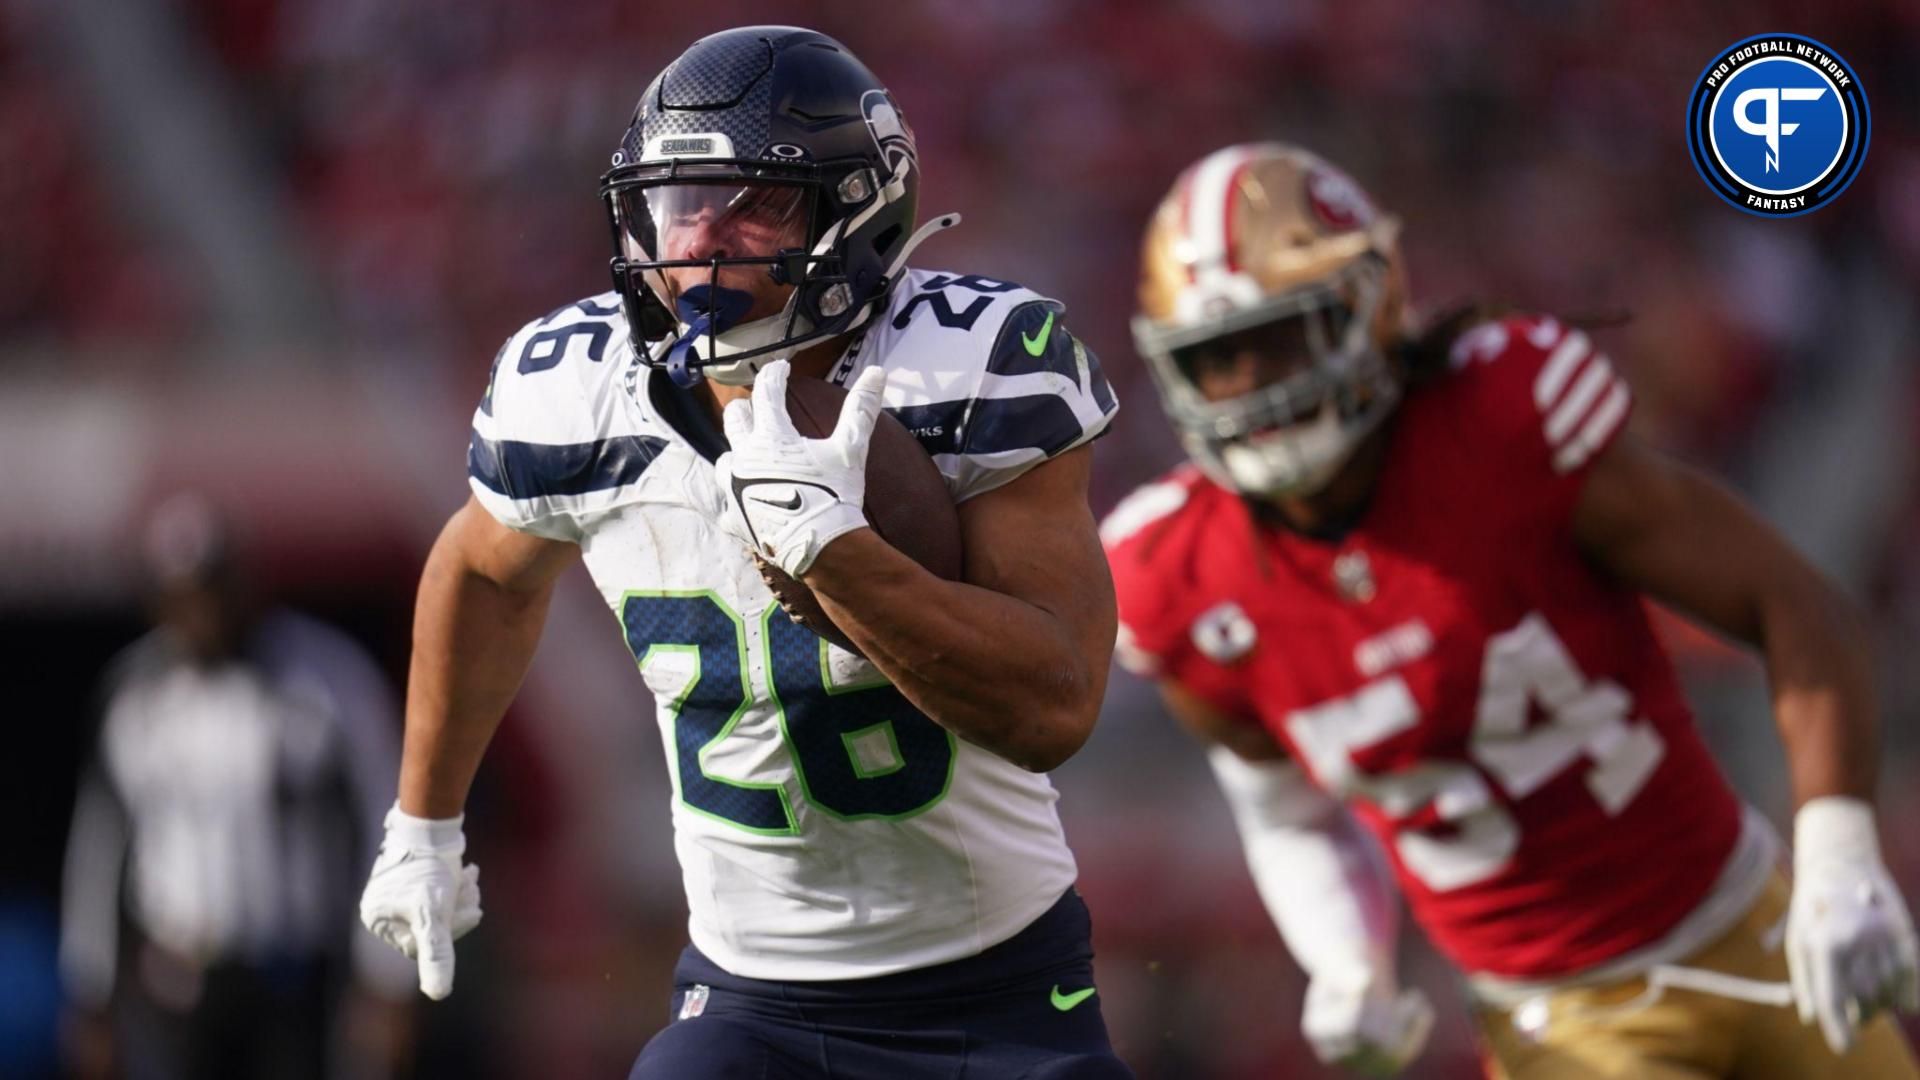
[749,492,804,511]
[1050,985,1097,1011]
[1022,311,1056,356]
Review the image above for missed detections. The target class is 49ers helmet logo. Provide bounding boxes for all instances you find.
[1304,165,1376,231]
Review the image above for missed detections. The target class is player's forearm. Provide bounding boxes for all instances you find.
[804,529,1106,772]
[398,540,555,818]
[1758,574,1879,806]
[1576,447,1880,806]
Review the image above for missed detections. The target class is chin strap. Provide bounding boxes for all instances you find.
[665,313,716,388]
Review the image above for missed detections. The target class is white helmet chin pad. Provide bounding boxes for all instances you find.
[1207,402,1355,497]
[680,298,817,387]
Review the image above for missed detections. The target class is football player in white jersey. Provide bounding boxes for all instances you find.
[357,26,1132,1079]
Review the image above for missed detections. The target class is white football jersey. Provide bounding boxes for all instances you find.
[466,270,1118,980]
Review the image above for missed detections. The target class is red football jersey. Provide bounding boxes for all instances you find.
[1105,315,1743,979]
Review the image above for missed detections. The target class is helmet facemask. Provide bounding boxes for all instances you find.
[1135,256,1401,498]
[606,159,854,386]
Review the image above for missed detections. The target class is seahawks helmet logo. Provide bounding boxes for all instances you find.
[861,89,916,178]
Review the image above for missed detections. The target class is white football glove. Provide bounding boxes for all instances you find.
[712,359,883,577]
[359,804,482,1001]
[1302,973,1434,1077]
[1786,796,1920,1054]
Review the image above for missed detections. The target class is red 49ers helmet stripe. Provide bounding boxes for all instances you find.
[1182,145,1258,281]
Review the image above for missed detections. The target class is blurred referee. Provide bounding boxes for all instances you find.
[59,495,412,1080]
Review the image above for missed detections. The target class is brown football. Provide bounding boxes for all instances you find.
[755,374,964,655]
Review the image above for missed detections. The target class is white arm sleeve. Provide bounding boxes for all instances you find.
[1207,745,1400,987]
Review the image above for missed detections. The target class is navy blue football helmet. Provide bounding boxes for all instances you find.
[601,27,951,386]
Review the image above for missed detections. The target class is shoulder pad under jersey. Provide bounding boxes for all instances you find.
[851,268,1120,503]
[467,293,670,541]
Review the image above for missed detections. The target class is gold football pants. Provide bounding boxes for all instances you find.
[1477,876,1918,1079]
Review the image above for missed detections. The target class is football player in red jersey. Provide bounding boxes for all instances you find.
[1104,143,1919,1078]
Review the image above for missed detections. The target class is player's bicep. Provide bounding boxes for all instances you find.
[1572,433,1793,645]
[955,444,1116,667]
[440,495,581,595]
[1159,679,1287,761]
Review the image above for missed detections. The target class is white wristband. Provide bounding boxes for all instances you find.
[1793,796,1879,871]
[384,803,466,852]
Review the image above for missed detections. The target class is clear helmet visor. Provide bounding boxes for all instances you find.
[612,178,812,328]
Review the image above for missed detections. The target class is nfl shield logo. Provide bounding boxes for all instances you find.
[1333,550,1377,602]
[678,984,711,1019]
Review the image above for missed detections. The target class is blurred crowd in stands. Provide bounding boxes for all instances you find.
[5,0,1917,1076]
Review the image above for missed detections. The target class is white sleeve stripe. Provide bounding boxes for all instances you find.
[976,356,1118,427]
[1099,481,1191,546]
[976,369,1087,404]
[1545,357,1617,446]
[1532,330,1591,408]
[1552,382,1630,474]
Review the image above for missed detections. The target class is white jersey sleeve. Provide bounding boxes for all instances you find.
[857,269,1120,503]
[466,293,666,542]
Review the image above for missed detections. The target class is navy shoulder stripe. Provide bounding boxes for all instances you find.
[882,395,1087,459]
[985,302,1118,416]
[885,402,967,457]
[1078,335,1118,415]
[985,300,1074,383]
[469,430,668,499]
[963,394,1086,456]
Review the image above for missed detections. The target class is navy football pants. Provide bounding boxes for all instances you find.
[630,889,1134,1079]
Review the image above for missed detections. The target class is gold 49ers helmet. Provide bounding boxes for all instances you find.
[1135,143,1407,497]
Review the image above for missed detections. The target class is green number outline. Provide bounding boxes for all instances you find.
[622,589,798,836]
[760,607,956,823]
[840,722,907,779]
[819,636,944,787]
[622,592,954,833]
[820,643,891,695]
